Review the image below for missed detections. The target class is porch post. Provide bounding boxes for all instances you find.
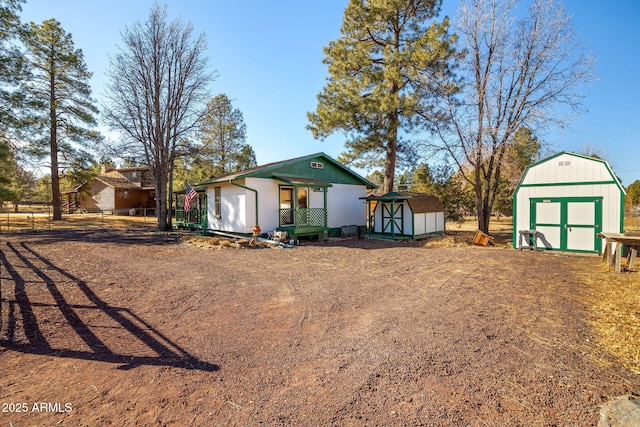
[324,187,328,227]
[294,186,298,227]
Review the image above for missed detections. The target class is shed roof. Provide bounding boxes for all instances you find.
[365,191,444,214]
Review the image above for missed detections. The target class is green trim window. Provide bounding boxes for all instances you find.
[214,186,221,218]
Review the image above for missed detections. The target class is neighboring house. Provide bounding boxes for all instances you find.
[512,151,625,253]
[363,191,445,240]
[191,153,377,239]
[61,165,156,214]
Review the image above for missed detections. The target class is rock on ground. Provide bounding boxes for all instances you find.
[599,396,640,427]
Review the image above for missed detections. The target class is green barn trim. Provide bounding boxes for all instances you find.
[512,151,625,253]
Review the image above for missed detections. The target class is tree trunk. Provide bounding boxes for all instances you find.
[50,75,62,221]
[474,164,492,234]
[382,114,399,194]
[155,168,170,231]
[168,163,174,229]
[383,150,396,194]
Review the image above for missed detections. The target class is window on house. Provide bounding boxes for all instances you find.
[214,187,221,218]
[298,188,308,209]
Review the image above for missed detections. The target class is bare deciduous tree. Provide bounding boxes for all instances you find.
[433,0,594,233]
[104,4,213,230]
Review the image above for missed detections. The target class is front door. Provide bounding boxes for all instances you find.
[280,187,294,225]
[531,197,602,253]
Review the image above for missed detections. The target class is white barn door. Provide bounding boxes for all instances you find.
[531,197,602,253]
[532,200,562,249]
[566,201,599,252]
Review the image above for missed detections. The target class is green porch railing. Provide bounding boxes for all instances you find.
[279,208,327,229]
[175,208,207,229]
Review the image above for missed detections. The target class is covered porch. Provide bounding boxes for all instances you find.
[274,175,331,240]
[173,187,208,231]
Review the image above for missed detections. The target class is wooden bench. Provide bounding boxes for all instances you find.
[598,232,640,273]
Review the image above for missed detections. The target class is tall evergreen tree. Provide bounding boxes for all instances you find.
[235,144,257,172]
[626,180,640,208]
[198,94,253,177]
[20,18,101,220]
[308,0,457,193]
[0,137,14,203]
[0,0,25,135]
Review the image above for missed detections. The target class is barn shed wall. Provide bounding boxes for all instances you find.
[513,152,625,252]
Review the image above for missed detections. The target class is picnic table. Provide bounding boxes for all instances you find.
[598,232,640,273]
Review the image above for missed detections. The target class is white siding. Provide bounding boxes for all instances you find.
[206,179,369,234]
[515,183,623,235]
[514,152,624,251]
[309,188,325,209]
[435,212,445,232]
[326,184,367,228]
[414,213,426,235]
[520,153,614,185]
[403,203,413,234]
[373,201,383,233]
[245,178,279,232]
[414,212,445,236]
[207,183,247,233]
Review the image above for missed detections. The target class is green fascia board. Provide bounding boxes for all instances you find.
[517,180,620,188]
[195,152,377,189]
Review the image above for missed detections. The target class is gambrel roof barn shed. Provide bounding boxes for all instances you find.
[512,151,625,254]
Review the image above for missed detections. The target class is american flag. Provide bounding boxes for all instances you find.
[184,183,197,211]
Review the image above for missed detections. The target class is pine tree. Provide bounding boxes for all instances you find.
[199,94,251,177]
[308,0,456,193]
[0,0,25,134]
[1,0,26,202]
[20,18,101,220]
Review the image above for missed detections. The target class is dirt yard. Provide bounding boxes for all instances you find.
[0,229,638,426]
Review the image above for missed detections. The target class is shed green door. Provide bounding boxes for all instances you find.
[531,197,602,253]
[382,202,403,236]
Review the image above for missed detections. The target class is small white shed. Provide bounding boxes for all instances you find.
[512,151,625,253]
[363,192,445,240]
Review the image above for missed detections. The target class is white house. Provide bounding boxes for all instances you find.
[192,153,377,240]
[512,151,625,253]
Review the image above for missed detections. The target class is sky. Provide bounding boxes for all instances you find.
[19,0,640,186]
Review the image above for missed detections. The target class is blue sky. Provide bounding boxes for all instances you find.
[19,0,640,186]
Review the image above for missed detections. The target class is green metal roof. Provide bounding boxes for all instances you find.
[195,152,377,189]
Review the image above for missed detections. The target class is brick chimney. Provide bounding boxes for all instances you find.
[101,164,116,174]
